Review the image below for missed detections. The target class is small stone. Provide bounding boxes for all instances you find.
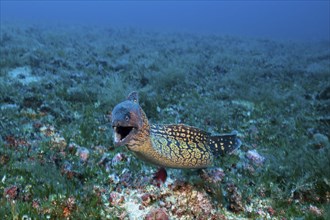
[246,149,265,165]
[309,205,323,216]
[141,193,152,206]
[76,147,90,162]
[32,199,40,209]
[51,134,67,150]
[4,185,19,200]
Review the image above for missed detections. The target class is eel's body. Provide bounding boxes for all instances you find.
[111,92,241,169]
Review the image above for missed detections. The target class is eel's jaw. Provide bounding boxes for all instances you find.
[113,126,137,146]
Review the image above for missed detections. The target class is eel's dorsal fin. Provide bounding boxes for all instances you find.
[127,91,139,103]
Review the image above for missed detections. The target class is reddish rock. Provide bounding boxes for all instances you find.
[32,199,40,209]
[4,185,19,200]
[267,207,276,216]
[145,208,169,220]
[76,147,90,162]
[141,193,152,206]
[227,183,244,213]
[109,192,124,206]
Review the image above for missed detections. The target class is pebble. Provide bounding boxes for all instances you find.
[246,149,265,165]
[4,185,19,200]
[76,147,90,162]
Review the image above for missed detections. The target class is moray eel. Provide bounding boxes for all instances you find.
[111,92,241,169]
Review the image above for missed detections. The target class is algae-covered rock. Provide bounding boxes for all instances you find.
[8,66,41,85]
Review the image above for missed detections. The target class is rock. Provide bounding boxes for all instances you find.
[0,103,19,111]
[141,193,152,206]
[312,133,329,149]
[308,205,323,216]
[171,181,214,217]
[8,66,41,85]
[200,168,225,184]
[246,149,265,165]
[76,147,90,162]
[227,183,244,213]
[109,192,124,206]
[50,134,67,151]
[4,185,19,200]
[145,208,169,220]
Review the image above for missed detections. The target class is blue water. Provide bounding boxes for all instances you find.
[1,1,329,41]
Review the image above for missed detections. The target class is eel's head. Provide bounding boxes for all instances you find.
[111,92,144,147]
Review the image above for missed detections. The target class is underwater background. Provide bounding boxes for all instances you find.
[1,1,329,219]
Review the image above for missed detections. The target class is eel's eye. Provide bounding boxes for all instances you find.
[125,115,130,122]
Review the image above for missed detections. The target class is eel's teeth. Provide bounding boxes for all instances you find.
[114,129,121,143]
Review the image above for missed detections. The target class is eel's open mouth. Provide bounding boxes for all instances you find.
[113,126,135,145]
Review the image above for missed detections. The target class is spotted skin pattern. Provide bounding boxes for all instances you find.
[150,124,213,168]
[111,92,241,169]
